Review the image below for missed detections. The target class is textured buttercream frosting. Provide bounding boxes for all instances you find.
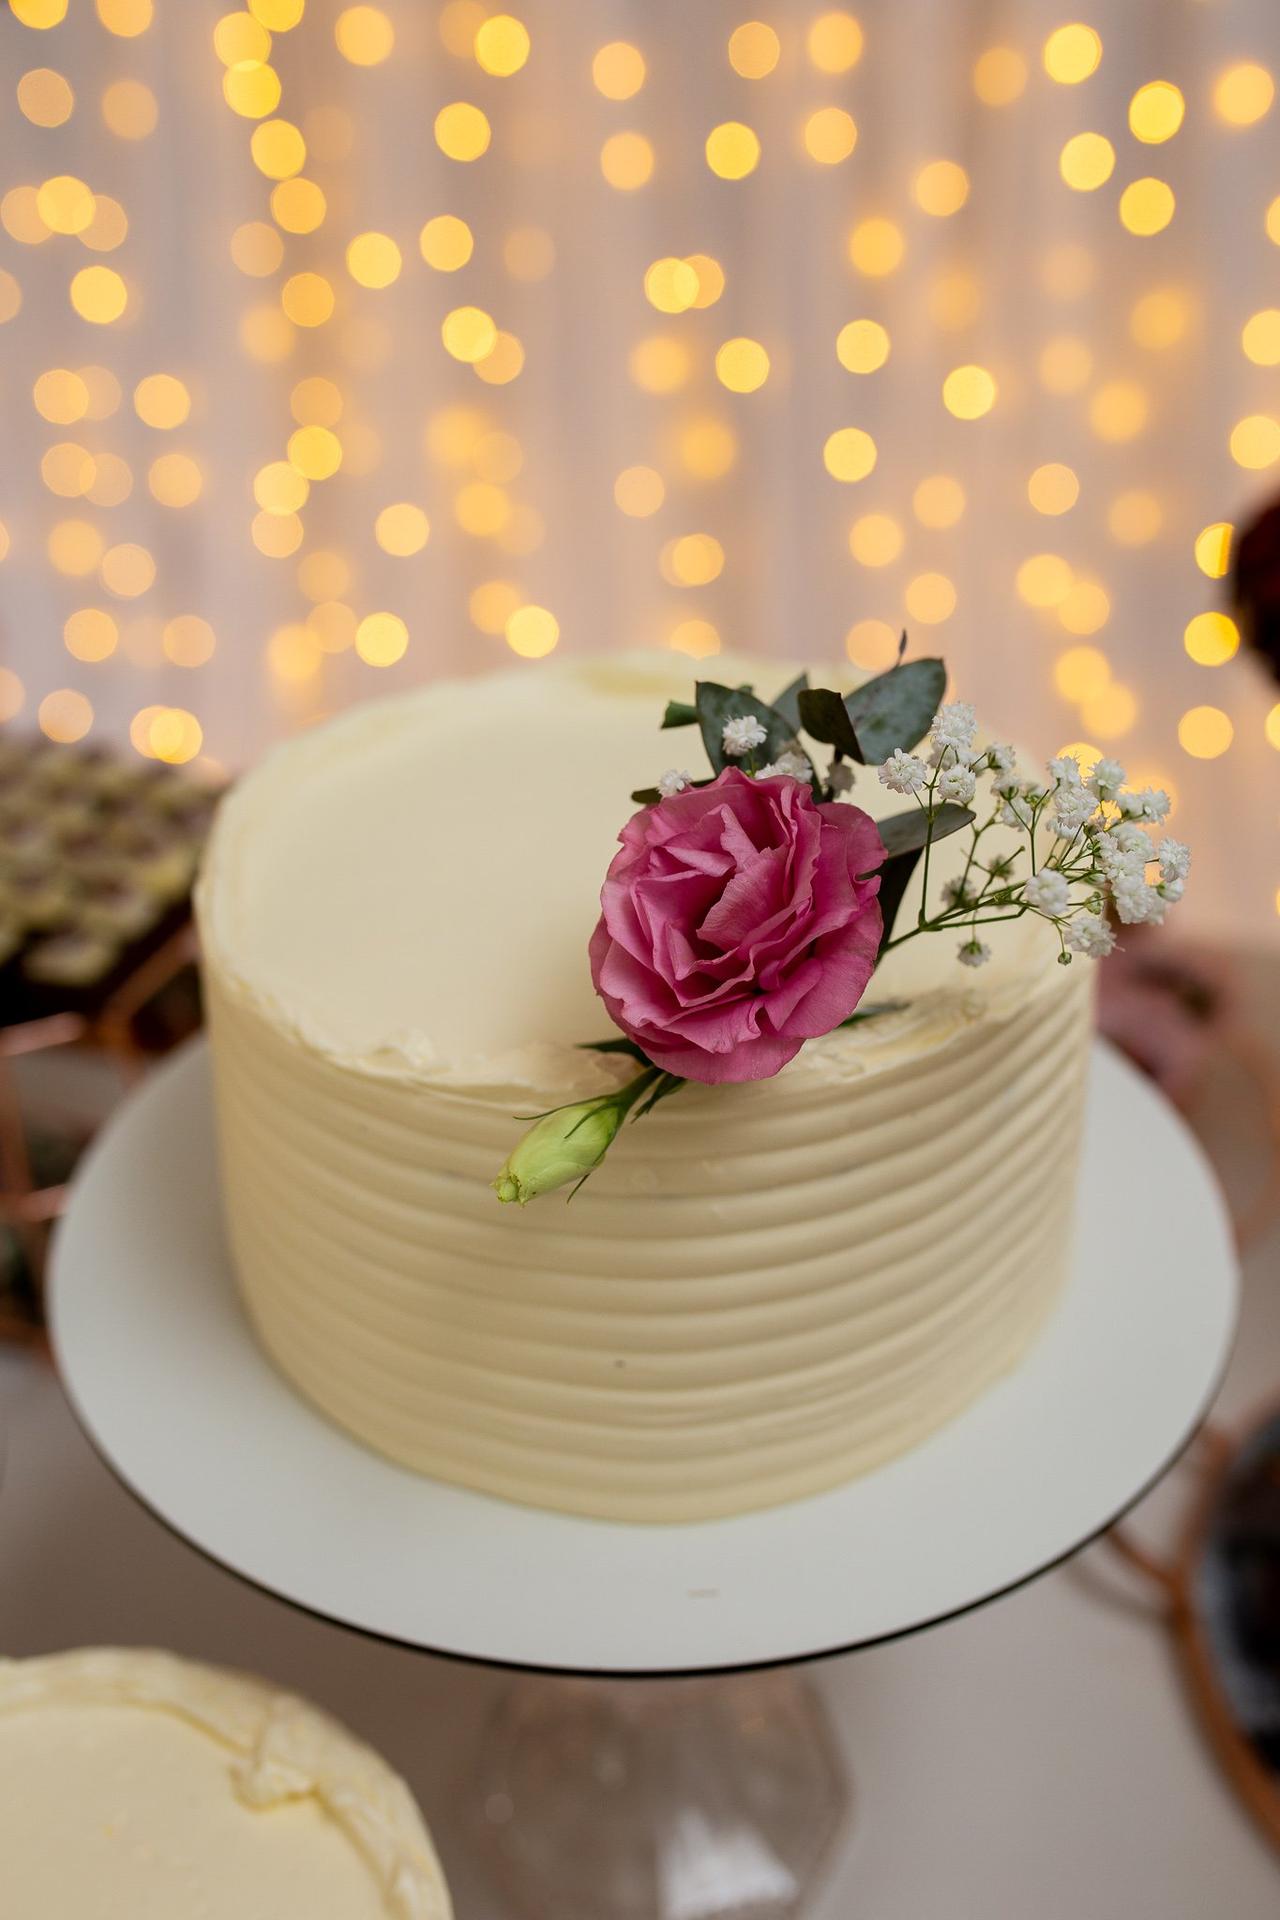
[0,1648,451,1919]
[198,652,1094,1521]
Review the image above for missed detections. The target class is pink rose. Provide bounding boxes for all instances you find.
[589,768,886,1084]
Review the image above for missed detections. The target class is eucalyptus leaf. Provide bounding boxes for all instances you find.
[874,800,973,860]
[875,850,924,950]
[772,673,810,735]
[694,681,809,777]
[845,657,946,764]
[797,686,860,757]
[660,700,699,730]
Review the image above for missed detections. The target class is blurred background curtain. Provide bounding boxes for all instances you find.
[1,0,1278,938]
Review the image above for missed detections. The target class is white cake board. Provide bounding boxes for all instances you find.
[50,1037,1237,1677]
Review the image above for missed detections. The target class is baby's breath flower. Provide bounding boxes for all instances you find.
[987,742,1018,774]
[941,877,976,909]
[957,938,992,968]
[937,762,977,805]
[1110,874,1165,925]
[1053,789,1096,840]
[1048,753,1084,786]
[1158,837,1191,884]
[827,760,854,794]
[931,701,977,758]
[1117,785,1171,825]
[1024,869,1071,917]
[1087,757,1127,803]
[757,749,811,781]
[722,714,768,758]
[878,747,928,796]
[1065,912,1116,958]
[658,768,694,797]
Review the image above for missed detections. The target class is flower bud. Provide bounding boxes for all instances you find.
[493,1097,626,1205]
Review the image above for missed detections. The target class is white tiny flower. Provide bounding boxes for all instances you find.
[1117,785,1171,824]
[827,759,854,793]
[937,762,977,805]
[987,742,1017,774]
[957,938,992,968]
[722,714,768,758]
[1158,837,1191,884]
[1024,869,1071,917]
[1064,912,1116,958]
[774,749,812,780]
[1053,789,1096,840]
[1087,757,1127,803]
[998,798,1028,829]
[931,701,977,757]
[1159,876,1185,906]
[1049,752,1085,787]
[992,769,1022,799]
[942,877,976,909]
[1110,874,1165,925]
[657,768,694,797]
[878,747,928,796]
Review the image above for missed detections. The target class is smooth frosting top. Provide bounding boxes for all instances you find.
[198,651,1074,1094]
[0,1649,451,1920]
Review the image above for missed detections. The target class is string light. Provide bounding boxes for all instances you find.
[845,618,899,670]
[807,13,864,74]
[1178,706,1233,758]
[1043,24,1102,86]
[335,6,394,64]
[823,427,877,481]
[912,475,965,527]
[1229,413,1280,468]
[355,612,409,665]
[1193,522,1233,578]
[705,122,760,179]
[942,365,997,418]
[1213,62,1274,127]
[1183,612,1239,667]
[728,23,780,80]
[1129,81,1184,143]
[837,319,890,374]
[1059,133,1114,191]
[506,604,560,657]
[848,218,904,276]
[804,109,857,165]
[849,513,903,566]
[39,689,93,743]
[715,337,770,392]
[614,466,665,516]
[375,503,430,554]
[474,14,530,76]
[1119,178,1175,236]
[1028,463,1079,515]
[272,177,326,231]
[435,102,491,162]
[601,132,654,191]
[18,68,75,127]
[1242,309,1280,365]
[973,47,1028,106]
[592,41,645,100]
[914,160,970,216]
[346,231,402,287]
[669,618,720,659]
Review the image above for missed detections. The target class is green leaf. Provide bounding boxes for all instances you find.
[845,657,946,764]
[580,1035,653,1066]
[797,686,860,757]
[694,682,809,778]
[661,699,699,730]
[873,801,973,860]
[631,1071,686,1121]
[772,673,809,735]
[876,850,924,950]
[630,776,715,805]
[838,999,908,1028]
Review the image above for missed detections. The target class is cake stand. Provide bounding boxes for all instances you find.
[49,1038,1238,1920]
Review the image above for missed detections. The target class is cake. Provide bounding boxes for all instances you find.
[0,1647,451,1918]
[197,652,1095,1522]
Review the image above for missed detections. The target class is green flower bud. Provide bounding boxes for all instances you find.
[493,1096,627,1205]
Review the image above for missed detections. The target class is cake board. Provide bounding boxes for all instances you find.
[49,1036,1238,1918]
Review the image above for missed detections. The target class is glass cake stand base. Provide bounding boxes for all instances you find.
[467,1670,847,1920]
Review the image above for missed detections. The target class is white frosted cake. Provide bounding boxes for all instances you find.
[198,653,1094,1522]
[0,1648,450,1919]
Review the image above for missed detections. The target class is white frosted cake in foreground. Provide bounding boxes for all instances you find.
[198,653,1094,1521]
[0,1648,450,1919]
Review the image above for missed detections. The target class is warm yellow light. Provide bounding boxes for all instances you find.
[1107,490,1162,545]
[669,618,721,659]
[266,625,321,683]
[1119,178,1175,236]
[1058,132,1114,191]
[927,269,982,331]
[601,131,654,190]
[287,424,342,478]
[845,618,899,671]
[804,108,857,165]
[297,551,350,601]
[506,604,560,657]
[69,266,127,324]
[474,331,525,385]
[1089,380,1149,442]
[1028,462,1079,515]
[18,67,74,126]
[41,441,94,498]
[706,121,761,179]
[418,214,473,273]
[973,46,1027,105]
[0,667,23,722]
[1214,61,1274,127]
[36,174,94,234]
[912,474,965,528]
[1016,552,1073,608]
[1184,612,1240,667]
[807,11,863,73]
[442,304,497,363]
[146,707,203,764]
[614,466,665,517]
[715,337,770,392]
[475,435,522,485]
[1229,413,1280,469]
[849,513,904,567]
[678,416,737,481]
[148,452,203,507]
[1043,23,1102,85]
[249,0,305,27]
[628,334,691,394]
[468,580,523,635]
[85,450,131,507]
[1178,705,1233,758]
[1268,197,1280,247]
[101,541,155,597]
[39,689,93,743]
[475,13,529,75]
[281,270,334,326]
[34,367,89,423]
[1038,334,1093,393]
[823,427,877,482]
[425,405,487,467]
[1194,522,1233,579]
[504,225,555,281]
[1129,80,1184,142]
[436,101,491,161]
[644,256,700,313]
[1242,309,1280,366]
[662,534,725,586]
[351,612,406,667]
[848,218,905,276]
[728,22,780,78]
[250,117,305,180]
[0,272,18,325]
[287,379,341,431]
[1081,684,1137,740]
[1129,286,1189,350]
[163,615,216,666]
[11,0,69,28]
[374,503,429,556]
[306,600,356,651]
[346,231,401,288]
[335,4,393,63]
[592,40,644,99]
[222,61,280,119]
[1265,704,1280,751]
[82,192,127,251]
[494,503,544,557]
[686,254,726,309]
[78,364,122,420]
[134,373,190,429]
[64,607,118,661]
[271,177,326,232]
[904,572,956,624]
[942,364,997,419]
[1058,578,1110,634]
[836,319,889,374]
[2,185,50,246]
[437,0,485,56]
[213,12,271,64]
[914,160,970,216]
[454,481,511,536]
[230,220,284,276]
[100,78,156,142]
[253,460,308,514]
[1054,645,1110,702]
